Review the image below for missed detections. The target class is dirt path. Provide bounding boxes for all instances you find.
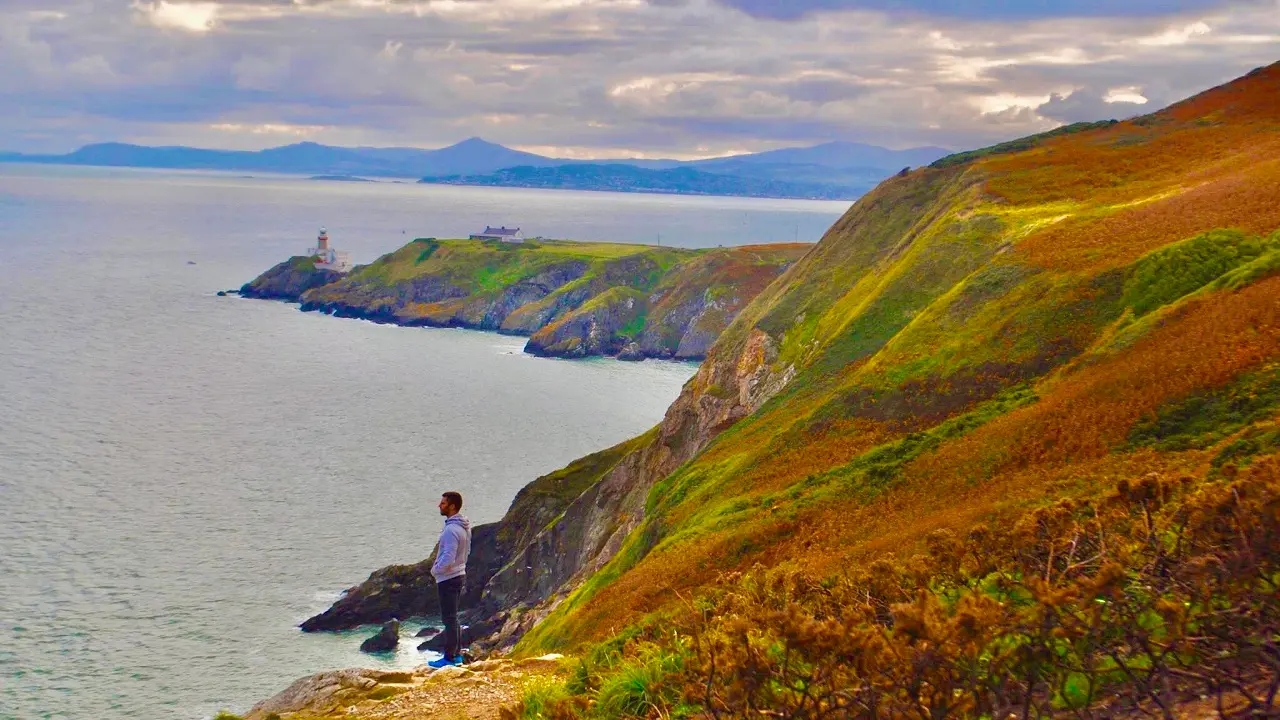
[243,656,563,720]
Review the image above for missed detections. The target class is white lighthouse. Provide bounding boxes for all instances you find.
[306,227,353,272]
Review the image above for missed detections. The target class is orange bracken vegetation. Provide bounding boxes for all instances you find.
[908,275,1280,482]
[1014,154,1280,272]
[986,64,1280,272]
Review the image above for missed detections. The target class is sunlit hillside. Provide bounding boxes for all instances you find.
[499,62,1280,717]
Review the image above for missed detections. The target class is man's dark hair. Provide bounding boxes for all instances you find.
[442,491,463,511]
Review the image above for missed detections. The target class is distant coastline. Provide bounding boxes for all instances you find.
[418,164,860,200]
[310,174,374,182]
[0,137,949,201]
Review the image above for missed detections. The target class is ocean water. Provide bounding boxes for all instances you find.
[0,164,848,719]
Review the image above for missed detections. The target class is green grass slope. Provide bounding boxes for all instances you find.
[498,63,1280,717]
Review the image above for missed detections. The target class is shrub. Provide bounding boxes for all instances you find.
[516,676,575,720]
[675,463,1280,718]
[594,644,686,719]
[545,461,1279,718]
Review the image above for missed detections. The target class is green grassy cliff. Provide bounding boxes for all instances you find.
[242,238,809,360]
[481,63,1280,716]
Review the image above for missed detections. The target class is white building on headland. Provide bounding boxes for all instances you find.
[469,226,524,243]
[307,228,354,272]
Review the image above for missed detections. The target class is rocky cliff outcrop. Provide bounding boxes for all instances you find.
[525,288,646,357]
[299,523,506,632]
[300,436,647,633]
[474,324,797,649]
[239,256,345,301]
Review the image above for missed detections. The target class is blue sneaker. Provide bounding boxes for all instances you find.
[427,656,455,669]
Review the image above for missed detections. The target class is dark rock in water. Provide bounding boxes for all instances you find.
[359,620,399,653]
[216,291,228,297]
[187,261,197,265]
[415,627,440,639]
[616,342,645,361]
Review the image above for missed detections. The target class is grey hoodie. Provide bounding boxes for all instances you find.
[431,514,471,583]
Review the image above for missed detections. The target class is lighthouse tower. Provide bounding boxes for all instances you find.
[306,227,353,272]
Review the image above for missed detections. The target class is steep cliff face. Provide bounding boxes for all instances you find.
[244,239,809,360]
[636,244,812,360]
[525,287,646,357]
[238,256,345,301]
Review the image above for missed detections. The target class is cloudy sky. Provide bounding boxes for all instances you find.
[2,0,1277,158]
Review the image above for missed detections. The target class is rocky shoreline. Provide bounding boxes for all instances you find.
[239,238,810,361]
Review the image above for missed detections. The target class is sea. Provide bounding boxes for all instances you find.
[0,164,849,719]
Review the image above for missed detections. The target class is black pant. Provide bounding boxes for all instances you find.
[436,576,464,659]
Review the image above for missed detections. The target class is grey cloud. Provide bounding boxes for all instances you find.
[1,0,1277,156]
[785,80,876,103]
[705,0,1237,21]
[1035,89,1148,123]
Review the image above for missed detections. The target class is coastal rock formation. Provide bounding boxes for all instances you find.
[238,256,344,301]
[358,621,399,653]
[245,238,810,360]
[525,288,644,357]
[243,668,415,720]
[300,523,505,632]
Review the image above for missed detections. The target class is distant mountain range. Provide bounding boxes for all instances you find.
[0,137,950,200]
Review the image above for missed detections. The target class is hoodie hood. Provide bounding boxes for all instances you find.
[445,514,470,531]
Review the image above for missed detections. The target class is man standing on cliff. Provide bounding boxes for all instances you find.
[428,491,471,668]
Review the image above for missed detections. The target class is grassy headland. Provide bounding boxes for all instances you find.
[241,238,810,360]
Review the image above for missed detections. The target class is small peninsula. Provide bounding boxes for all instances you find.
[241,237,811,360]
